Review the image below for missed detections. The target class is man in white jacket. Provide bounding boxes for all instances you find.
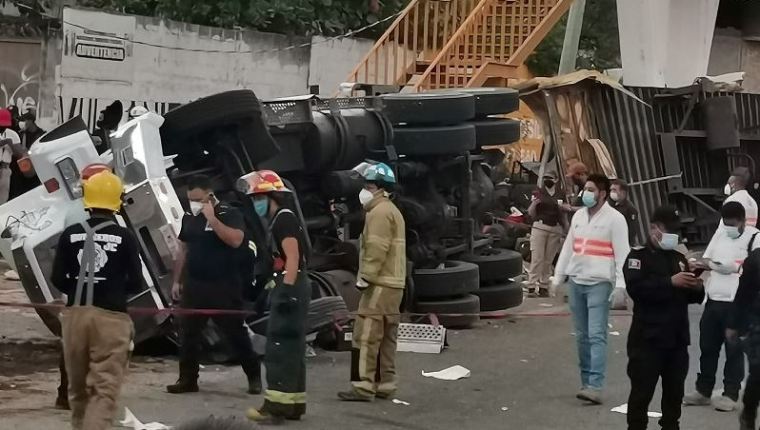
[684,202,760,412]
[554,173,630,404]
[724,167,757,227]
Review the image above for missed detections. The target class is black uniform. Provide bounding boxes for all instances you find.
[176,202,259,384]
[613,200,640,245]
[624,245,704,430]
[729,249,760,423]
[9,126,44,199]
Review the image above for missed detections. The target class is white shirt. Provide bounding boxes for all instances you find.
[0,129,20,164]
[554,202,631,290]
[702,225,760,302]
[725,190,758,227]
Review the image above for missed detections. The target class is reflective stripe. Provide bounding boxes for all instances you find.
[264,389,306,404]
[573,237,614,258]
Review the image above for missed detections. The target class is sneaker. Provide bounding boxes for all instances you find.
[375,391,395,400]
[714,395,737,412]
[4,270,19,281]
[576,388,603,405]
[337,390,374,402]
[682,391,711,406]
[166,380,199,394]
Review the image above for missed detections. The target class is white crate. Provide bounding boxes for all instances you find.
[397,323,446,354]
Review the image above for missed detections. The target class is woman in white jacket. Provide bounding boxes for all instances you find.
[554,173,630,405]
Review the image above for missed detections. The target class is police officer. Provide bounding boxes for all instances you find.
[624,206,705,430]
[167,175,261,395]
[611,179,640,245]
[241,170,311,424]
[338,162,406,402]
[51,170,141,430]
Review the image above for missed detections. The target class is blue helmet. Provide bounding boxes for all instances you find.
[354,161,396,184]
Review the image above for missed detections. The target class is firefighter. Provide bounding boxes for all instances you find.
[624,205,704,430]
[51,170,142,430]
[55,163,114,411]
[338,162,406,402]
[167,175,261,395]
[241,170,311,424]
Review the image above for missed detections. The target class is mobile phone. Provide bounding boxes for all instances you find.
[692,267,706,277]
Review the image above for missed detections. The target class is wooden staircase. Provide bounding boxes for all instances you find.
[343,0,574,93]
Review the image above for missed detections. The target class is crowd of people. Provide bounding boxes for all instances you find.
[0,106,45,204]
[525,161,760,430]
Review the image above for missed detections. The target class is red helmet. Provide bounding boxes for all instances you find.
[237,170,291,195]
[81,163,112,181]
[0,109,11,127]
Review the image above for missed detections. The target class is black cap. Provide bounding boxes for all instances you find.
[19,109,36,121]
[651,205,681,232]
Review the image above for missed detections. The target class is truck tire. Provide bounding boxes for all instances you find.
[473,119,521,147]
[393,124,476,156]
[475,281,524,311]
[160,90,278,164]
[413,260,480,299]
[379,93,475,125]
[460,248,523,282]
[414,294,480,329]
[437,88,519,117]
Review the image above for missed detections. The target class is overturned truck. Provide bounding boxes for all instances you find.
[0,87,527,346]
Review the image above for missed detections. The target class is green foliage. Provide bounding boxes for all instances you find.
[526,0,621,77]
[75,0,406,37]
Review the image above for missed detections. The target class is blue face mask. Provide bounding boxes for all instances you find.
[254,199,269,217]
[658,232,679,250]
[581,190,597,208]
[724,225,742,239]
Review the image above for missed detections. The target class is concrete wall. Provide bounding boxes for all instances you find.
[708,28,760,93]
[37,8,375,129]
[0,39,41,112]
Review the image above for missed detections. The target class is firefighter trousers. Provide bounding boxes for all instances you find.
[352,285,404,397]
[61,306,133,430]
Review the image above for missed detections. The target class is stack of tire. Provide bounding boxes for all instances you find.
[376,88,523,329]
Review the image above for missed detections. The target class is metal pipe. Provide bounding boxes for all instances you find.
[558,0,587,75]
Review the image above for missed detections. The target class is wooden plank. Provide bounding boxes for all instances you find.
[507,0,573,66]
[423,1,430,59]
[413,2,420,54]
[433,2,440,53]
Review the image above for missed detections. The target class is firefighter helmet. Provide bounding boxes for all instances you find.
[0,109,11,127]
[81,163,112,181]
[354,161,396,184]
[237,170,291,195]
[83,171,123,212]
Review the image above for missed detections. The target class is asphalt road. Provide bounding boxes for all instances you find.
[0,283,745,430]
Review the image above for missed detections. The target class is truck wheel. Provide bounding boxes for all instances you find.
[473,119,521,147]
[414,294,480,329]
[413,260,480,299]
[393,124,476,156]
[475,281,524,311]
[437,88,519,117]
[461,248,523,282]
[379,93,475,125]
[160,90,278,164]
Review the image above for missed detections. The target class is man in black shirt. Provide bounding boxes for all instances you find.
[611,179,640,246]
[9,109,44,199]
[167,175,261,395]
[52,170,141,430]
[623,206,704,430]
[527,171,565,297]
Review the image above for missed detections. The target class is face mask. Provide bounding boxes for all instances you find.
[725,183,733,196]
[189,201,204,216]
[543,179,555,189]
[359,189,375,206]
[658,232,679,250]
[725,225,741,239]
[254,199,269,217]
[581,190,597,208]
[18,122,27,131]
[610,191,621,202]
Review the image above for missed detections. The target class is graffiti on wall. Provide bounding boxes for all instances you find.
[58,97,181,132]
[0,41,41,112]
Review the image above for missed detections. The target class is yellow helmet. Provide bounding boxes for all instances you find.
[82,171,123,212]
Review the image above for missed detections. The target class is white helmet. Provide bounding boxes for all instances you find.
[129,106,149,119]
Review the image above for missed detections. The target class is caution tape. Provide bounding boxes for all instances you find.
[0,300,633,320]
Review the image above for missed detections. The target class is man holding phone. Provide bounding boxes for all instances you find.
[0,108,20,204]
[624,205,705,430]
[167,175,261,395]
[684,202,760,411]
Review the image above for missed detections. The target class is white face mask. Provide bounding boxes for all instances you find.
[610,191,621,202]
[724,225,742,239]
[725,183,733,196]
[190,201,204,216]
[359,189,374,206]
[18,122,27,131]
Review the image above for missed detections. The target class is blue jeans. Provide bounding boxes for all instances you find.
[568,279,612,390]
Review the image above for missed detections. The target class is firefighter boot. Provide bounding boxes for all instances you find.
[166,379,199,394]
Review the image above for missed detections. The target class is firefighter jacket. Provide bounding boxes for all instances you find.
[359,192,406,289]
[555,202,630,290]
[624,244,704,349]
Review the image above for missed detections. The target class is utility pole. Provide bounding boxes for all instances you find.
[558,0,587,75]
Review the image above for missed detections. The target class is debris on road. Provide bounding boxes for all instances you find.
[422,365,471,380]
[120,407,171,430]
[501,407,509,412]
[609,331,621,336]
[392,399,411,406]
[610,403,662,418]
